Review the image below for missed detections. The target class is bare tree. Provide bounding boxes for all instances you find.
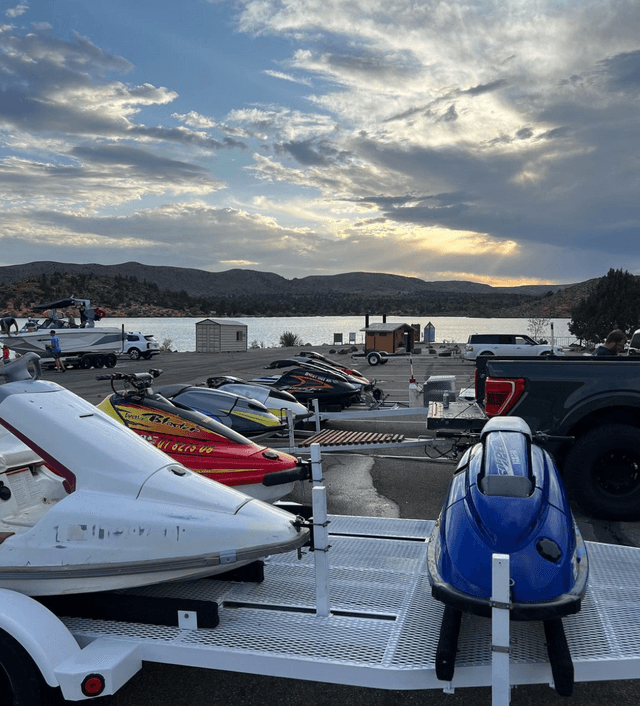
[527,317,550,342]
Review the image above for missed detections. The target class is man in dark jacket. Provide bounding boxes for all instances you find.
[593,329,627,356]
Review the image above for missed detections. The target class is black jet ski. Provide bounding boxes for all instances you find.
[253,364,361,410]
[427,417,588,696]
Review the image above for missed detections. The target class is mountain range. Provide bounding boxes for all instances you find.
[0,261,572,299]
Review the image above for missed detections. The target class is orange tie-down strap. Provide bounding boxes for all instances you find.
[298,428,404,447]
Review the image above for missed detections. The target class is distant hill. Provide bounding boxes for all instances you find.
[0,261,572,299]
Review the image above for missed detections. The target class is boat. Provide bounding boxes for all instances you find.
[204,376,311,424]
[427,416,588,696]
[1,296,124,368]
[96,369,309,503]
[154,380,286,438]
[0,354,309,596]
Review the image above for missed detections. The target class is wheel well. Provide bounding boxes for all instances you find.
[541,406,640,470]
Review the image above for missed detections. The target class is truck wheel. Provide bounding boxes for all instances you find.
[0,629,61,705]
[367,352,382,366]
[129,348,141,360]
[563,423,640,520]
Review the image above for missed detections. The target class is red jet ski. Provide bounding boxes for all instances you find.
[96,369,309,503]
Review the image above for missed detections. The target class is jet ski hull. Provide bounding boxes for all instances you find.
[0,354,310,596]
[97,394,304,502]
[156,384,285,437]
[427,417,588,620]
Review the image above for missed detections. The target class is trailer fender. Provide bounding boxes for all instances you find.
[0,588,80,687]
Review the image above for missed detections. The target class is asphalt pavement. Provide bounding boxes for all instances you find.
[40,345,640,706]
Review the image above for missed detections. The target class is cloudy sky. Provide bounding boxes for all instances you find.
[0,0,639,286]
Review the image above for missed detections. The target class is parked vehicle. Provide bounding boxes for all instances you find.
[463,334,564,361]
[122,332,160,360]
[429,354,640,520]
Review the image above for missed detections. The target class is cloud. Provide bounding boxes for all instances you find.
[1,1,640,287]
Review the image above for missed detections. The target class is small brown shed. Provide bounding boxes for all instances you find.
[360,322,417,354]
[195,318,248,353]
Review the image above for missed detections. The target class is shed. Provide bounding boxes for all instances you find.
[195,318,247,353]
[360,322,417,354]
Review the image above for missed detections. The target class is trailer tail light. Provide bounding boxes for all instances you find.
[484,377,526,417]
[81,673,106,697]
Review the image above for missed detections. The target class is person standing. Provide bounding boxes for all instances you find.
[593,329,628,356]
[48,331,66,372]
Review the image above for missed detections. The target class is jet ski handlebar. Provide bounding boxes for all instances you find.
[96,369,163,397]
[436,429,574,443]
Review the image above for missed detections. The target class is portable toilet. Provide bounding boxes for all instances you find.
[424,322,436,344]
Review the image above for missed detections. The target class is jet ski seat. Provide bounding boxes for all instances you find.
[479,474,533,498]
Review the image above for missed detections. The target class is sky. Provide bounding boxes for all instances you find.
[0,1,639,287]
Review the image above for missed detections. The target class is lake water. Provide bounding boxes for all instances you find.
[18,315,573,352]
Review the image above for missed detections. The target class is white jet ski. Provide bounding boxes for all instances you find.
[0,354,309,596]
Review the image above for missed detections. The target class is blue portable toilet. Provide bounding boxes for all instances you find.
[425,321,435,344]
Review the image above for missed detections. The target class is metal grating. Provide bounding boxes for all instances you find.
[61,517,640,692]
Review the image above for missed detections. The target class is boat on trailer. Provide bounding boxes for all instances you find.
[1,296,124,368]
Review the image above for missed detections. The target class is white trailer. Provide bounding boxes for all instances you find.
[2,447,640,705]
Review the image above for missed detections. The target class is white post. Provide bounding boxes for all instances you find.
[312,398,321,433]
[491,553,511,706]
[310,444,330,617]
[286,408,295,450]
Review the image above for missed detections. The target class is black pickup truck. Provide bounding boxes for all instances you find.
[428,355,640,520]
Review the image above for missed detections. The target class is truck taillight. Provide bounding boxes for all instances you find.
[484,377,526,416]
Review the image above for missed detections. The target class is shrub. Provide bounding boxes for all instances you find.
[279,331,303,347]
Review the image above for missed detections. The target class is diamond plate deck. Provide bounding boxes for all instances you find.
[62,516,640,692]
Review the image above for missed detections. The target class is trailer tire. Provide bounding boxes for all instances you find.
[105,353,117,368]
[93,355,105,369]
[563,423,640,520]
[367,352,382,366]
[0,629,62,706]
[80,355,92,369]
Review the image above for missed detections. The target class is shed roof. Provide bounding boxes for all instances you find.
[196,318,247,327]
[360,322,415,333]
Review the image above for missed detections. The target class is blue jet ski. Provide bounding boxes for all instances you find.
[427,417,588,696]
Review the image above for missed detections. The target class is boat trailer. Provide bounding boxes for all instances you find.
[3,444,640,705]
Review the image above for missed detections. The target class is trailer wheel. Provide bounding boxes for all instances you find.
[367,352,382,366]
[93,355,105,369]
[563,423,640,520]
[80,355,92,369]
[105,353,117,368]
[0,629,62,705]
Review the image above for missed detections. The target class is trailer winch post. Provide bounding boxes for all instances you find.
[310,443,331,617]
